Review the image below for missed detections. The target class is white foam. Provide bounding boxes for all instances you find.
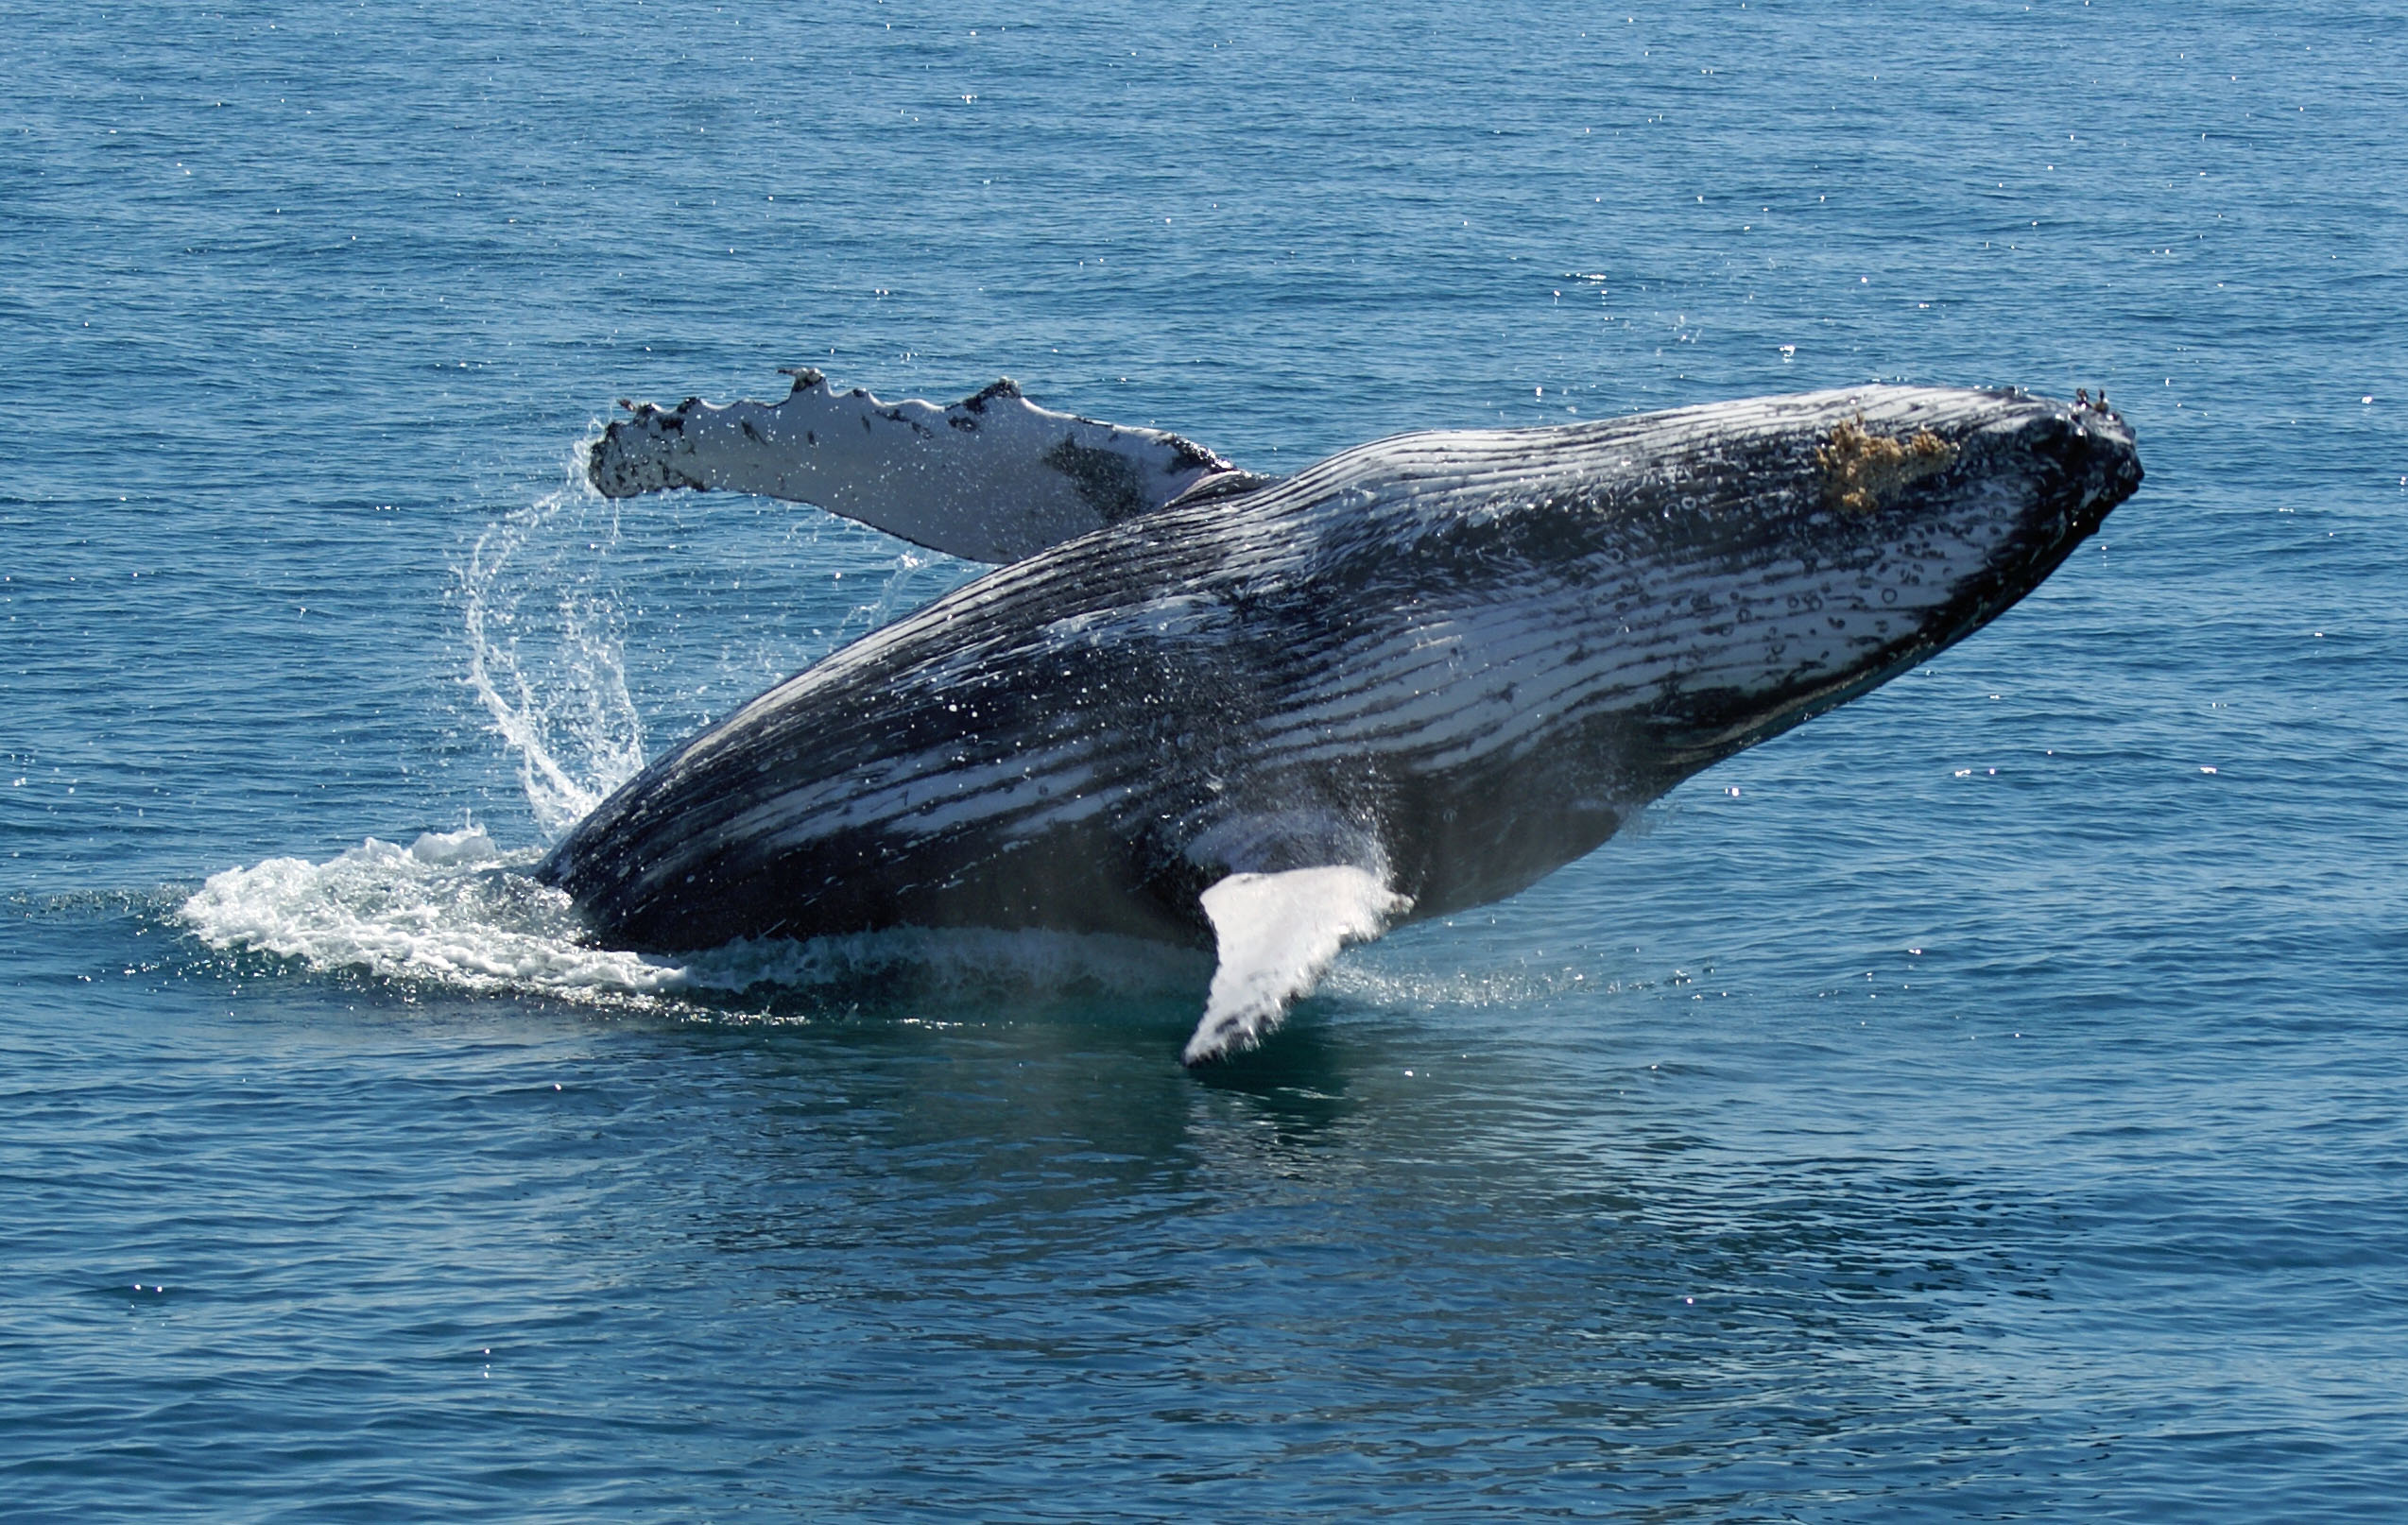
[180,829,687,998]
[1318,958,1592,1010]
[178,829,1209,1013]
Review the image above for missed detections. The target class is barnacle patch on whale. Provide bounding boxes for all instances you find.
[1815,415,1959,512]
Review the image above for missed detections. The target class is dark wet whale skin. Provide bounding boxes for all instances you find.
[539,386,2141,952]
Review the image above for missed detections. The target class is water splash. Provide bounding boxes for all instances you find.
[864,548,937,631]
[460,442,648,837]
[177,828,1210,1013]
[180,828,686,999]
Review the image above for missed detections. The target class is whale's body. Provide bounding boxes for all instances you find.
[544,382,2140,1061]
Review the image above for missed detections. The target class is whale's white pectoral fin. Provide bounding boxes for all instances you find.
[590,370,1262,564]
[1182,866,1412,1067]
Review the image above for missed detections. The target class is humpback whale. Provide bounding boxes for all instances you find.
[547,375,2141,1063]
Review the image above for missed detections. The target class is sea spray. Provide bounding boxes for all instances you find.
[180,450,1017,1007]
[458,447,970,840]
[460,446,648,837]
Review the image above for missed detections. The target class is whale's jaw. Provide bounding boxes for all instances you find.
[1625,393,2141,783]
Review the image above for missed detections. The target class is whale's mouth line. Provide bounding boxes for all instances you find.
[1657,481,2130,770]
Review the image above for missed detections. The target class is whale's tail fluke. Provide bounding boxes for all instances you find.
[588,370,1263,564]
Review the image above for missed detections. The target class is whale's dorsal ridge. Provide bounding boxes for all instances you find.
[589,370,1247,563]
[1184,866,1412,1067]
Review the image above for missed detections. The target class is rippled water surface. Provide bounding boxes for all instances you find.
[6,1,2405,1518]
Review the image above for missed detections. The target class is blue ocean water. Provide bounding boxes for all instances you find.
[5,0,2405,1516]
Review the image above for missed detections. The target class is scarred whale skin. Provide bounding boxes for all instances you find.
[541,385,2140,1059]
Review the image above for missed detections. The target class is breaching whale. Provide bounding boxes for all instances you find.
[545,374,2141,1063]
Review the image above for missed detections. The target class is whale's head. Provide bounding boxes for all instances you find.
[1554,385,2142,779]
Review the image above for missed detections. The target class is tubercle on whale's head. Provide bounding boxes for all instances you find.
[1808,390,2136,525]
[1793,390,2140,587]
[1923,394,2141,606]
[1589,388,2137,577]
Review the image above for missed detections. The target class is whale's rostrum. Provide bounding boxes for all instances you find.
[545,382,2141,1063]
